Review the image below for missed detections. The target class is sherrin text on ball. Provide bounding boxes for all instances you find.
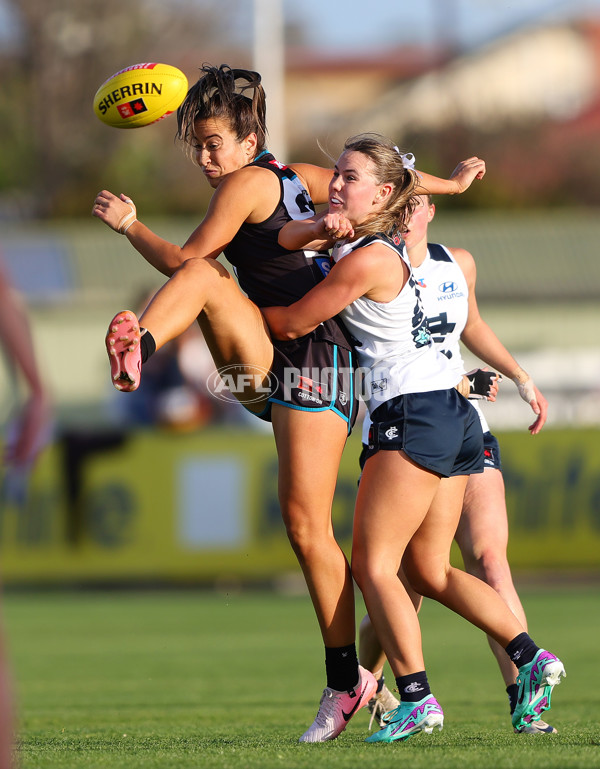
[93,62,188,128]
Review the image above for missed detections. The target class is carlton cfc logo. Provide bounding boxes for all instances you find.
[439,281,457,293]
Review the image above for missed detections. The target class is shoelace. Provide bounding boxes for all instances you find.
[367,699,381,731]
[367,694,397,731]
[313,688,342,727]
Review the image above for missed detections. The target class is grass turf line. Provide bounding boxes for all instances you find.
[3,585,599,769]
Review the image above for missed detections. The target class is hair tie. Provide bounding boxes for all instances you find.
[399,152,416,170]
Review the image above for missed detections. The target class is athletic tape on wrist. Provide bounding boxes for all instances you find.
[121,216,137,234]
[515,377,536,405]
[117,199,137,235]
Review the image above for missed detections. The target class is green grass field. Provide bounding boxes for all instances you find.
[3,583,599,769]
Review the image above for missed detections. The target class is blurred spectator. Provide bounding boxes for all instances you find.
[0,266,52,475]
[0,258,52,769]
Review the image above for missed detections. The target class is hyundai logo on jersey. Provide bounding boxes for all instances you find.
[439,281,457,293]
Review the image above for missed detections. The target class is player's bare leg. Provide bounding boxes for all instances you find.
[358,570,420,728]
[456,469,557,733]
[273,407,376,741]
[107,257,275,408]
[353,452,444,744]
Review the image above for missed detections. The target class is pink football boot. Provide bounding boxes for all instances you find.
[105,310,142,392]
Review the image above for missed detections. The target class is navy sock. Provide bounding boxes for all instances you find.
[395,670,431,703]
[506,683,519,714]
[140,329,156,364]
[375,675,385,694]
[505,632,540,668]
[325,644,359,692]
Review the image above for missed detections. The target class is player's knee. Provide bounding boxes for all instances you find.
[404,560,449,599]
[176,256,230,287]
[282,514,320,561]
[350,551,387,594]
[465,548,512,592]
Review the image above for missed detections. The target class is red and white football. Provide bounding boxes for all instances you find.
[93,62,188,129]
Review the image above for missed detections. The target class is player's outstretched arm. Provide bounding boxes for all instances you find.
[416,157,486,196]
[453,246,547,434]
[292,156,485,205]
[92,167,268,278]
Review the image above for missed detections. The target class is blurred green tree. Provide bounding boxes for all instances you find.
[0,0,241,218]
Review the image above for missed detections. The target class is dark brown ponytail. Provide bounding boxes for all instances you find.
[176,64,267,157]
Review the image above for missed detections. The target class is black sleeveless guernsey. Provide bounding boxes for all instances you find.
[223,151,353,350]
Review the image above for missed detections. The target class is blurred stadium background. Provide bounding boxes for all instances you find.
[0,0,599,587]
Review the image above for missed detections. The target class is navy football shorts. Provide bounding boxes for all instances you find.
[360,425,501,476]
[361,389,484,477]
[482,431,502,470]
